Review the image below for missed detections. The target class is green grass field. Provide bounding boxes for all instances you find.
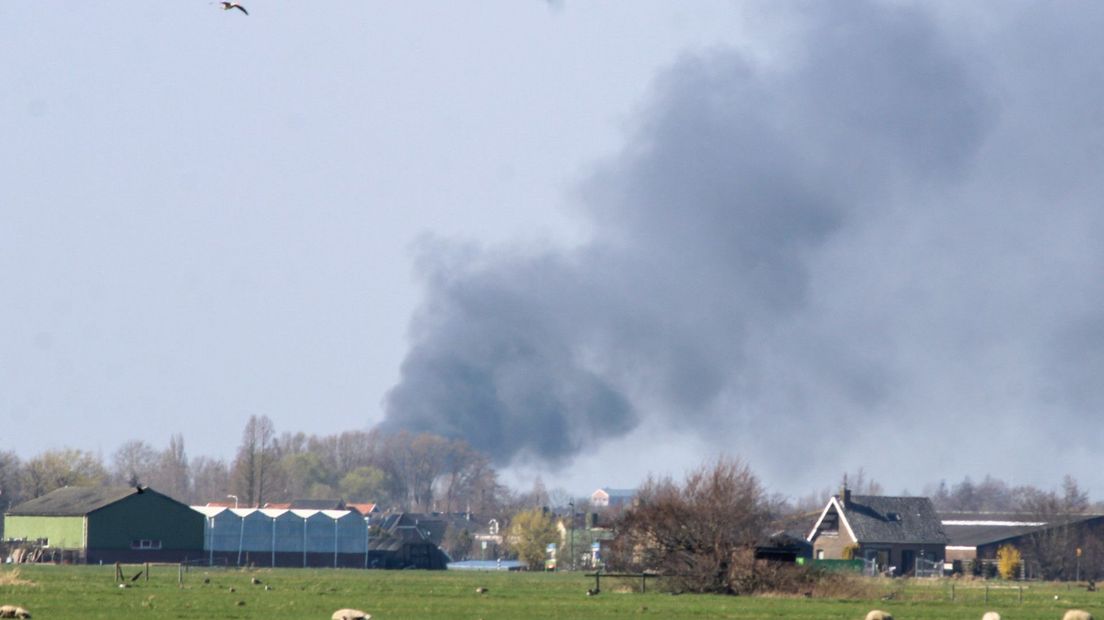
[0,565,1101,619]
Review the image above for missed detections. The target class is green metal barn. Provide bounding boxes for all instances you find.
[3,486,204,563]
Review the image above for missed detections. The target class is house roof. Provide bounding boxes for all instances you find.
[7,486,143,517]
[939,511,1104,548]
[811,494,948,545]
[346,503,378,515]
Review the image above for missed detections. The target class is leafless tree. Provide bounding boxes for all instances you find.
[614,457,772,594]
[231,414,276,507]
[111,439,158,486]
[190,456,231,504]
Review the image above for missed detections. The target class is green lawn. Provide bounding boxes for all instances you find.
[0,565,1101,619]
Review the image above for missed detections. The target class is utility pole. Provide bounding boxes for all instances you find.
[569,501,575,571]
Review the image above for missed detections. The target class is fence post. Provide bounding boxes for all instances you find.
[145,562,150,582]
[641,573,646,594]
[178,563,184,588]
[985,584,988,603]
[951,582,955,601]
[1018,585,1023,603]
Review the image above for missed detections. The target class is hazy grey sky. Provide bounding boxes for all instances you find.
[4,2,1104,499]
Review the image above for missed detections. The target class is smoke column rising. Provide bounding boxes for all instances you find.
[383,2,1104,489]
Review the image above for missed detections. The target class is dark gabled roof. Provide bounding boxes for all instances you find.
[939,512,1104,548]
[6,486,141,517]
[838,495,948,545]
[377,512,447,545]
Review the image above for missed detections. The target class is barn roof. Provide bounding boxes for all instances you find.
[6,486,142,517]
[939,511,1104,548]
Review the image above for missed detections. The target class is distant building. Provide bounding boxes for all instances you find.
[940,511,1104,579]
[591,488,636,509]
[4,486,204,564]
[194,507,448,569]
[346,503,380,516]
[807,487,948,576]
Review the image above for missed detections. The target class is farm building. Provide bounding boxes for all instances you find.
[3,486,204,564]
[194,507,449,569]
[808,487,948,576]
[940,511,1104,579]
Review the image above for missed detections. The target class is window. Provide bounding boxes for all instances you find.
[816,549,825,560]
[130,539,162,550]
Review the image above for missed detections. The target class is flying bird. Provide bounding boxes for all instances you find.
[220,2,248,15]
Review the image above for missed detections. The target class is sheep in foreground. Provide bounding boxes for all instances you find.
[982,612,1001,620]
[331,609,370,620]
[865,611,893,620]
[1064,610,1094,620]
[0,606,30,619]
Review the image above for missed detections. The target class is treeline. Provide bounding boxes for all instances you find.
[791,469,1101,517]
[0,415,535,517]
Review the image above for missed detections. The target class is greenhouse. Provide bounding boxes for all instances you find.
[194,506,371,568]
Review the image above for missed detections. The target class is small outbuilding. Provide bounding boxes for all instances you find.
[4,486,204,564]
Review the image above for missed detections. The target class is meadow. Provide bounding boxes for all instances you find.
[0,564,1101,619]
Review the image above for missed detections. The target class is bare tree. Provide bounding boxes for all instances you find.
[190,456,231,504]
[148,433,191,500]
[1018,475,1095,580]
[231,415,276,507]
[383,431,450,511]
[111,439,158,486]
[614,457,772,594]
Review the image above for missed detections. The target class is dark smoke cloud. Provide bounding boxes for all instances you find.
[383,2,1104,488]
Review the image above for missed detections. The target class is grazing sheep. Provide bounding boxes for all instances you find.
[117,583,130,589]
[586,588,599,596]
[227,587,236,593]
[982,612,1001,620]
[251,577,262,585]
[0,606,15,618]
[475,587,488,594]
[331,609,370,620]
[865,611,893,620]
[1064,611,1094,620]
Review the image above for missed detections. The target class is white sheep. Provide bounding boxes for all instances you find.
[865,611,893,620]
[331,609,371,620]
[982,612,1001,620]
[1063,611,1094,620]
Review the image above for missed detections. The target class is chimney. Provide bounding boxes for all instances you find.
[839,484,851,507]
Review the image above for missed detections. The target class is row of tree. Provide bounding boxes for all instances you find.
[0,416,513,517]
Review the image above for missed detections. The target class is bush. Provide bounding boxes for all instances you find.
[997,544,1021,580]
